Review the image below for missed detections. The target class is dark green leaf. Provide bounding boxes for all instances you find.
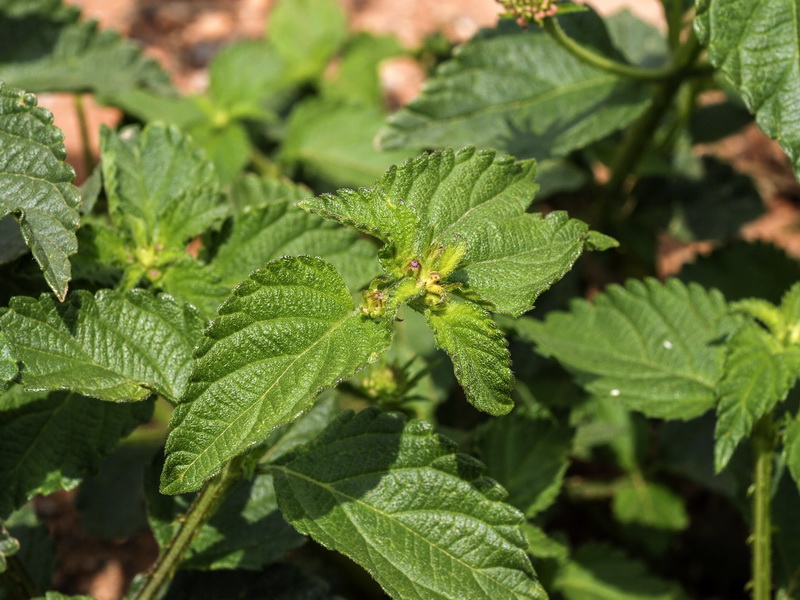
[477,411,572,516]
[0,386,153,519]
[521,279,733,420]
[0,216,27,264]
[425,301,513,415]
[0,83,79,300]
[2,504,55,591]
[161,256,392,494]
[378,17,649,158]
[695,0,800,178]
[0,289,205,403]
[271,408,546,600]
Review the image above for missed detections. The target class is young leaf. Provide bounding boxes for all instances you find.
[713,323,800,471]
[161,256,392,494]
[554,542,688,600]
[450,212,606,316]
[695,0,800,178]
[0,289,205,403]
[521,279,733,420]
[0,386,153,519]
[0,0,172,98]
[424,301,513,415]
[0,83,79,301]
[611,479,689,531]
[378,16,649,158]
[100,123,225,251]
[0,331,16,390]
[476,411,572,517]
[270,408,546,600]
[157,258,231,321]
[211,196,379,293]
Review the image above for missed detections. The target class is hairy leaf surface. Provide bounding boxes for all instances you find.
[378,17,649,158]
[695,0,800,178]
[271,408,546,600]
[0,386,152,519]
[477,411,572,516]
[0,83,79,300]
[0,290,204,403]
[425,302,513,416]
[101,123,225,251]
[162,256,392,494]
[0,331,16,390]
[522,279,732,420]
[714,323,800,471]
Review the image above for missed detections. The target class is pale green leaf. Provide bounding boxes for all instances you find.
[0,83,79,301]
[100,123,225,251]
[450,211,600,316]
[149,473,303,571]
[270,408,546,600]
[161,256,392,494]
[477,411,572,516]
[0,386,152,519]
[695,0,800,178]
[0,289,204,403]
[0,331,16,390]
[378,17,649,158]
[521,279,732,420]
[554,543,688,600]
[185,119,250,186]
[780,282,800,333]
[228,172,309,213]
[157,258,231,321]
[714,323,800,471]
[611,480,689,531]
[268,0,347,82]
[0,0,172,98]
[280,98,417,188]
[0,526,19,571]
[521,523,569,563]
[425,301,513,416]
[212,195,379,293]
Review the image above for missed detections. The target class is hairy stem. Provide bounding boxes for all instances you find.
[599,28,704,218]
[73,94,96,177]
[751,415,774,600]
[131,456,244,600]
[0,556,40,600]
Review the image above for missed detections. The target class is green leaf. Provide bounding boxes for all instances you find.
[0,331,16,391]
[605,9,668,69]
[785,415,800,490]
[378,17,649,158]
[322,33,404,106]
[521,279,733,420]
[185,120,250,186]
[157,258,231,321]
[211,191,379,294]
[425,301,513,415]
[0,83,79,301]
[0,289,205,403]
[270,408,546,600]
[611,479,689,531]
[714,323,800,471]
[0,526,19,571]
[0,216,27,264]
[161,256,392,494]
[695,0,800,178]
[450,211,602,316]
[149,473,304,571]
[268,0,347,82]
[228,172,310,213]
[0,386,153,519]
[100,123,225,251]
[281,98,416,188]
[522,523,569,563]
[476,411,572,516]
[2,505,55,592]
[554,542,688,600]
[0,0,172,98]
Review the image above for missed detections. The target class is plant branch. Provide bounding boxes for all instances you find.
[542,17,686,82]
[750,415,774,600]
[73,94,96,177]
[131,455,245,600]
[0,555,40,600]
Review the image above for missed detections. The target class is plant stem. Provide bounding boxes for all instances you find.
[0,556,40,600]
[542,17,682,82]
[73,94,96,177]
[598,28,704,219]
[751,415,775,600]
[131,456,244,600]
